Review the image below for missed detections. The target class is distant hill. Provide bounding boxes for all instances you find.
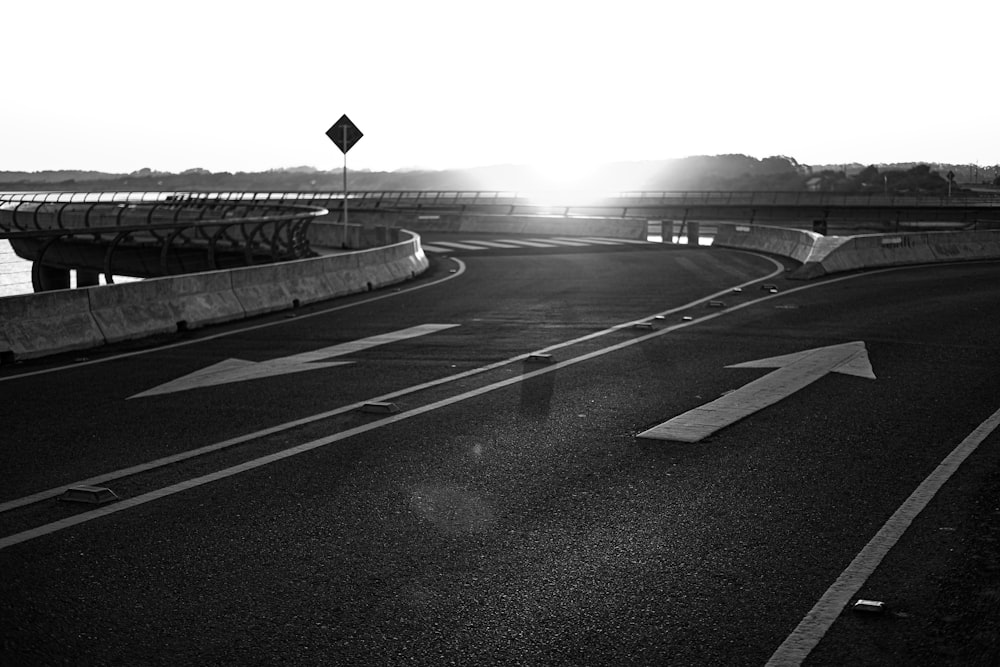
[1,156,996,193]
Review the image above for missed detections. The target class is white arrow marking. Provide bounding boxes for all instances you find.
[131,323,459,398]
[637,341,875,442]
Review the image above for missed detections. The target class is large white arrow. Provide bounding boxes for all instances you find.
[637,341,876,442]
[131,323,459,399]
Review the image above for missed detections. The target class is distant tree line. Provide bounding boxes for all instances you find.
[1,156,994,193]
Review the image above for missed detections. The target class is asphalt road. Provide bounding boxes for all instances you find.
[2,235,999,666]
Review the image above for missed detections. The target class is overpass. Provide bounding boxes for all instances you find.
[0,188,997,294]
[5,189,999,294]
[0,195,328,291]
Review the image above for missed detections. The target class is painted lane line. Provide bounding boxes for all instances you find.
[3,309,769,552]
[0,255,468,383]
[637,342,876,442]
[0,258,788,520]
[766,404,1000,666]
[130,324,460,398]
[420,244,451,253]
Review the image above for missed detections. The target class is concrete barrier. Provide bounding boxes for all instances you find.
[0,229,429,360]
[798,229,1000,278]
[713,223,1000,279]
[307,222,364,249]
[89,271,245,343]
[391,213,646,240]
[0,289,104,359]
[712,223,821,264]
[231,230,427,317]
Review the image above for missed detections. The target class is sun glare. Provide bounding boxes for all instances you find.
[522,159,605,207]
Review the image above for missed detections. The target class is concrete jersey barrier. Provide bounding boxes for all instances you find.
[0,230,428,361]
[0,289,104,359]
[88,271,245,343]
[712,222,1000,279]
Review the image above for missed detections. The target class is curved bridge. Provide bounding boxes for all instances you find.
[3,189,1000,293]
[0,194,326,291]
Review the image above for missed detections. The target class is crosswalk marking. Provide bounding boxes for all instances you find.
[459,240,522,248]
[492,239,558,248]
[552,236,623,246]
[419,237,655,253]
[524,237,590,247]
[431,241,492,250]
[584,236,653,245]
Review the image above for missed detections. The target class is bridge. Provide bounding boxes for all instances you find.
[3,189,1000,664]
[4,189,999,294]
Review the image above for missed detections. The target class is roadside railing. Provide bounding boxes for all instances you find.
[0,199,327,284]
[4,190,1000,209]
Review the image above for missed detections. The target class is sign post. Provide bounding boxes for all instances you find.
[325,114,363,224]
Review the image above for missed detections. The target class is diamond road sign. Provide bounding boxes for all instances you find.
[326,114,363,154]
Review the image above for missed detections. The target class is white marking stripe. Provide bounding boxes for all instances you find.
[430,241,489,250]
[638,342,875,442]
[0,259,788,539]
[421,244,450,253]
[463,240,522,248]
[492,239,557,248]
[584,237,652,245]
[766,405,1000,666]
[552,236,624,245]
[130,324,460,398]
[524,237,590,246]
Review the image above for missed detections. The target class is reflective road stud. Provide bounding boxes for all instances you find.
[59,486,118,505]
[360,402,400,414]
[853,600,886,613]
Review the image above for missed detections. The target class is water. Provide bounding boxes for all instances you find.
[0,240,32,297]
[0,240,138,298]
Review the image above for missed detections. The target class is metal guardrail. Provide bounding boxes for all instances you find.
[3,190,1000,208]
[0,198,327,285]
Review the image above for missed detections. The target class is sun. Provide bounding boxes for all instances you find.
[522,158,604,207]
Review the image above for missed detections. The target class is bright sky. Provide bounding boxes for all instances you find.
[3,0,997,176]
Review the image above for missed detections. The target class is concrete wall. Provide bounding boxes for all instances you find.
[711,222,1000,279]
[360,212,647,240]
[712,223,824,264]
[798,229,1000,278]
[0,289,104,359]
[0,231,428,361]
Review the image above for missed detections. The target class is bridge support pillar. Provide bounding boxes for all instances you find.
[32,263,71,292]
[687,221,700,246]
[77,269,101,288]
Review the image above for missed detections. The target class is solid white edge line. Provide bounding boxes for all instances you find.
[765,405,1000,666]
[0,256,468,384]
